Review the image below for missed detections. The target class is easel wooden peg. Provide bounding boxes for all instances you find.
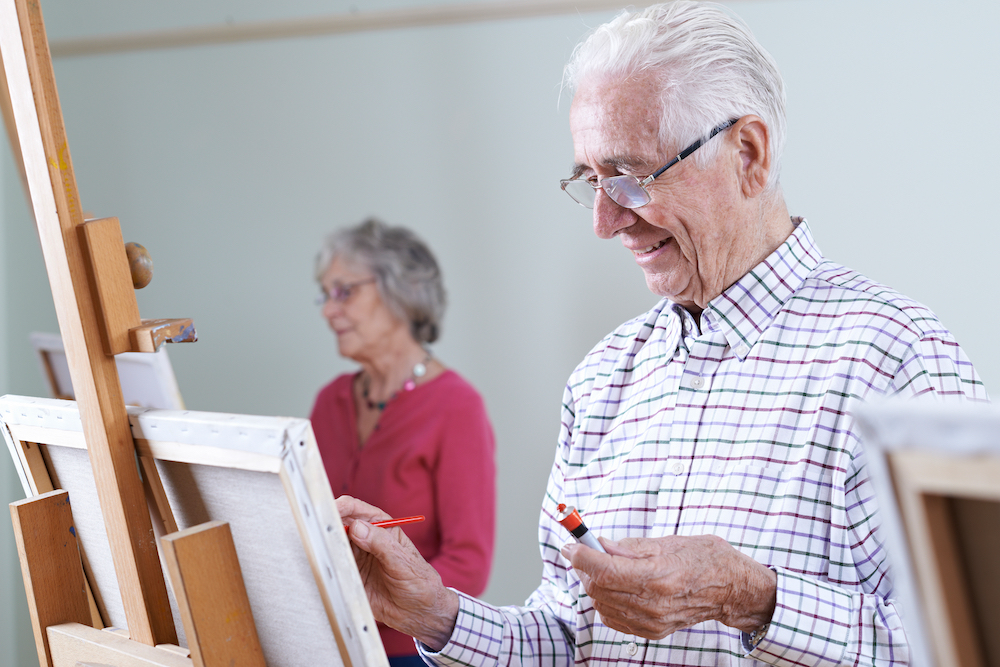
[78,216,198,355]
[131,318,198,353]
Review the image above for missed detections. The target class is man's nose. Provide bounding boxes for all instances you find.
[592,189,635,239]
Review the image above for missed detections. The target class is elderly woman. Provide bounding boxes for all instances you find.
[309,218,496,666]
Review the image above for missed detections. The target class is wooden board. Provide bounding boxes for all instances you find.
[48,623,193,667]
[161,521,265,667]
[1,394,389,667]
[9,490,93,667]
[855,401,1000,667]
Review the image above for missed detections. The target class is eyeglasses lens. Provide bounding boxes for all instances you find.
[316,286,349,305]
[603,177,650,208]
[561,176,650,210]
[562,180,596,208]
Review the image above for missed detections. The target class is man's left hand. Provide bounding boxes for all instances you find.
[561,534,776,639]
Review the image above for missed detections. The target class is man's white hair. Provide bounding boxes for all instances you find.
[564,1,786,192]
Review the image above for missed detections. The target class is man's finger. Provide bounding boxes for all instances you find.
[562,540,612,574]
[337,494,391,524]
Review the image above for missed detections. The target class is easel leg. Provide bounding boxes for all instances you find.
[9,490,93,667]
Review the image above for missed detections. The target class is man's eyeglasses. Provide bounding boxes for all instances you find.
[560,118,739,210]
[316,278,376,306]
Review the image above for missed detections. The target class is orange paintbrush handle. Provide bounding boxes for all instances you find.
[344,515,425,533]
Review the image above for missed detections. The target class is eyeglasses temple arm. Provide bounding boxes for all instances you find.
[640,118,739,186]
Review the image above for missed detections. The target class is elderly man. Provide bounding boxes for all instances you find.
[337,2,986,666]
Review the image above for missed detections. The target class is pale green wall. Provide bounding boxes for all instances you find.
[2,1,999,665]
[0,110,28,667]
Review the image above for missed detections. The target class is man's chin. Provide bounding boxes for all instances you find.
[644,272,685,300]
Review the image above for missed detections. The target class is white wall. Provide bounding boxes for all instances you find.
[0,95,34,667]
[2,1,998,664]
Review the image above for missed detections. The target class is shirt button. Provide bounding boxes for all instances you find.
[690,376,705,389]
[625,642,638,656]
[671,462,686,475]
[735,343,750,357]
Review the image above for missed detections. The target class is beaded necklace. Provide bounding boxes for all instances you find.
[361,354,431,411]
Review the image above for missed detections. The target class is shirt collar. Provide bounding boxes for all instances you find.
[701,217,822,359]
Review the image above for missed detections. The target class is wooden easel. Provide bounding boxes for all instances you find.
[856,402,1000,667]
[0,1,370,665]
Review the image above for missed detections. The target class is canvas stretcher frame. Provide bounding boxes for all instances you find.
[30,331,185,409]
[856,400,1000,667]
[2,393,389,667]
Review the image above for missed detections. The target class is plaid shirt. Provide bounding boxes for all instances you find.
[424,219,985,667]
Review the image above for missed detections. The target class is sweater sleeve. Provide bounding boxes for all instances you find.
[426,384,497,597]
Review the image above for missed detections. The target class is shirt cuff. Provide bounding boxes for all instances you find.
[745,568,852,667]
[416,590,505,667]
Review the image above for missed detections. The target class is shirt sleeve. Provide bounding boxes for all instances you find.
[750,331,986,667]
[418,589,575,667]
[419,383,581,667]
[888,332,988,402]
[426,386,497,597]
[748,447,908,667]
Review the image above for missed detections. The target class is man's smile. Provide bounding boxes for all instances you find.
[632,238,669,255]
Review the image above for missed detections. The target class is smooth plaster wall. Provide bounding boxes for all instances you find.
[0,111,32,667]
[2,1,998,664]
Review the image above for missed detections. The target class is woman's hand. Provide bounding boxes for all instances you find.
[337,495,460,651]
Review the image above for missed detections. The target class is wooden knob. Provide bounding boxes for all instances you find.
[125,242,153,289]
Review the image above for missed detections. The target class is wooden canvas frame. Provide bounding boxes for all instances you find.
[31,331,185,409]
[2,393,389,667]
[855,401,1000,667]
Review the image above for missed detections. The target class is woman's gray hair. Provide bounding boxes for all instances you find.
[316,218,446,344]
[563,0,786,192]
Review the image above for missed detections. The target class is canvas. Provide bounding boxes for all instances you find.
[2,393,388,667]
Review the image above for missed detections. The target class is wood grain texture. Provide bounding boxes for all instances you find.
[17,440,55,495]
[48,623,193,667]
[78,217,142,355]
[950,497,1000,666]
[890,451,987,667]
[130,319,198,353]
[161,521,265,667]
[10,490,93,667]
[7,439,103,628]
[0,37,29,198]
[141,455,179,535]
[0,0,175,645]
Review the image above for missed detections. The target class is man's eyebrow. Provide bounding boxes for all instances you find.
[568,156,656,178]
[604,155,657,172]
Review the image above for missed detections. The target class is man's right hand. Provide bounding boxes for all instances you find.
[337,495,460,651]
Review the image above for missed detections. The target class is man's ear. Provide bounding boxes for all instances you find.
[732,116,771,198]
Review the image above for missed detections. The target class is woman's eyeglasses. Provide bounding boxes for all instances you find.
[315,278,376,306]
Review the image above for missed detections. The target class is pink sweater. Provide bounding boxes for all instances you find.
[310,370,496,656]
